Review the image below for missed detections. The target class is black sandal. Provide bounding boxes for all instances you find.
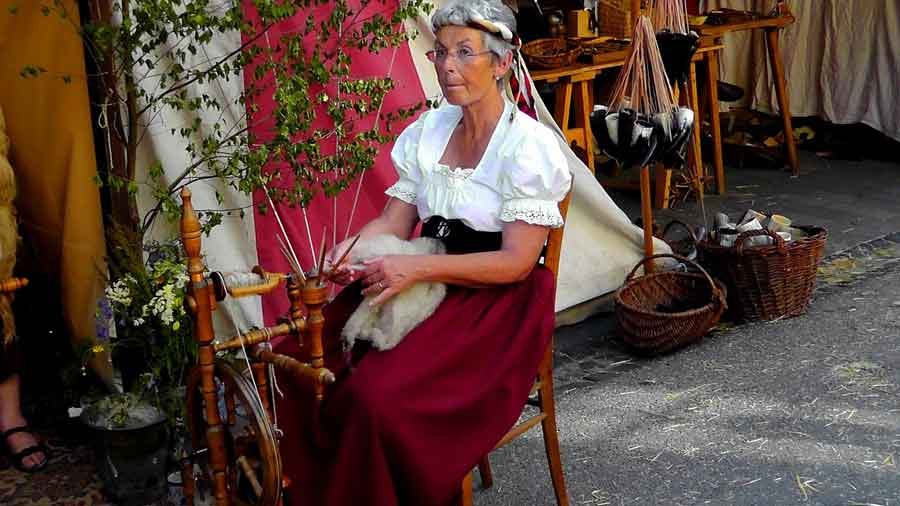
[1,425,50,473]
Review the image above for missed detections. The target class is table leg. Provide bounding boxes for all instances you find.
[574,80,595,173]
[553,80,573,133]
[765,28,800,176]
[640,165,655,272]
[704,50,726,195]
[688,62,705,198]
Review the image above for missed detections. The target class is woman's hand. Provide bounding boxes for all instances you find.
[323,238,359,285]
[359,255,421,306]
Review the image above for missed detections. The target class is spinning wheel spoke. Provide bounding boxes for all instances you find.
[226,382,237,426]
[237,455,264,498]
[186,359,282,505]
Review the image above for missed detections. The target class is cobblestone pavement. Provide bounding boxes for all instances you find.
[476,234,900,506]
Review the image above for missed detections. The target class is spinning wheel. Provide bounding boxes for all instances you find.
[178,187,338,506]
[184,359,282,506]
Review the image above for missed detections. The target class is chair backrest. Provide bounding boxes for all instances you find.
[543,188,573,281]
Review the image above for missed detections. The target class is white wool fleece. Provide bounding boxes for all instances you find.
[341,235,447,351]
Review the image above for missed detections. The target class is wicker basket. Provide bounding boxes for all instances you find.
[597,0,632,38]
[697,227,827,322]
[522,38,581,69]
[616,254,727,355]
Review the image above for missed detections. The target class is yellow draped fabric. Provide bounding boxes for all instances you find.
[0,1,110,380]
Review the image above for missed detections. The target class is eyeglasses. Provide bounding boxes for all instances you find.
[426,47,493,65]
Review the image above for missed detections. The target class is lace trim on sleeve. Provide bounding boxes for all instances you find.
[385,182,417,204]
[499,198,564,228]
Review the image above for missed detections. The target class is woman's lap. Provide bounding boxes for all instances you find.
[275,266,556,505]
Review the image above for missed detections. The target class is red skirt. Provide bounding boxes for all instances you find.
[273,266,556,505]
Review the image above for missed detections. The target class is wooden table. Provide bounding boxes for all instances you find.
[691,11,799,177]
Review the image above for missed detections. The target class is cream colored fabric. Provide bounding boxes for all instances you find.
[131,19,262,333]
[703,0,900,141]
[0,1,110,379]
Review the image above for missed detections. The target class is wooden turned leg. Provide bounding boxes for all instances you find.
[766,28,800,176]
[461,472,474,506]
[704,50,726,195]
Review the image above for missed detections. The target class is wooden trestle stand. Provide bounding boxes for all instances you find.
[639,165,656,273]
[179,187,334,506]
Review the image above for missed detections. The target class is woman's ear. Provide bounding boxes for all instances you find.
[494,51,514,79]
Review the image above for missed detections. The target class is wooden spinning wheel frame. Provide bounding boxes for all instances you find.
[178,188,336,506]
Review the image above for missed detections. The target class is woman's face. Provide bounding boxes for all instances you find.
[432,26,510,107]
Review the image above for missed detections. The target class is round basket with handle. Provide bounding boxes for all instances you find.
[616,254,727,354]
[522,38,581,69]
[697,227,827,321]
[659,219,699,259]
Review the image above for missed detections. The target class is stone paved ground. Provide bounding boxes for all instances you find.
[476,236,900,506]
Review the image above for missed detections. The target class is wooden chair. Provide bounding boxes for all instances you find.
[461,190,572,506]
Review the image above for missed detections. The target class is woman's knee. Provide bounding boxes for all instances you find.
[332,371,388,425]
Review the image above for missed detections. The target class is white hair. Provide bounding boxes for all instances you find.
[431,0,518,61]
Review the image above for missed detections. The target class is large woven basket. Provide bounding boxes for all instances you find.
[697,227,827,321]
[616,254,727,355]
[522,38,580,69]
[597,0,632,38]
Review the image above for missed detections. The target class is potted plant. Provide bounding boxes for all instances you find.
[77,230,194,504]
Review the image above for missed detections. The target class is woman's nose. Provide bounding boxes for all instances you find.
[437,57,459,73]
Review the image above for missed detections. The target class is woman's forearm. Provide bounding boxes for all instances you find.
[410,250,537,287]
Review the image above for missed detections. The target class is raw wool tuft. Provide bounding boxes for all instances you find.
[342,235,447,351]
[0,106,20,345]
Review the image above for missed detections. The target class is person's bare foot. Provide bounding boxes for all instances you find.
[1,416,47,472]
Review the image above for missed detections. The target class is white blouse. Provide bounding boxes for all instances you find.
[385,100,572,232]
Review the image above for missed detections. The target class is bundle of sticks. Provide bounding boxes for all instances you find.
[590,16,694,170]
[651,0,700,86]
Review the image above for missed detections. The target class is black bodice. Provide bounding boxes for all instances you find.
[420,216,503,254]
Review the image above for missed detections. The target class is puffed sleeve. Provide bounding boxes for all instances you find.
[499,124,572,228]
[384,112,427,205]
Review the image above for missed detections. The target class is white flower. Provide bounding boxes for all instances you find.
[142,277,186,328]
[105,275,136,307]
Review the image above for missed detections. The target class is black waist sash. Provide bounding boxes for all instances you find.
[421,216,502,254]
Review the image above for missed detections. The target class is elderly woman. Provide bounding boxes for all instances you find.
[274,0,571,503]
